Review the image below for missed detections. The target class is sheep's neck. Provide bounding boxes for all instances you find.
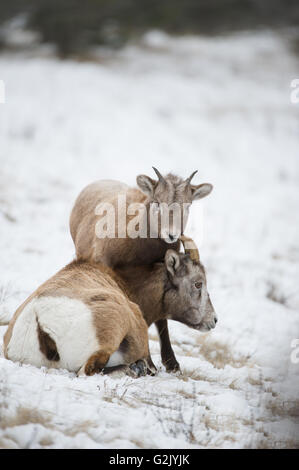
[116,264,167,326]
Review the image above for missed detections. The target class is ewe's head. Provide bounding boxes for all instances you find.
[162,237,217,332]
[137,168,213,243]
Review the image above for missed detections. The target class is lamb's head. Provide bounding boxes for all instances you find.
[136,168,213,244]
[162,237,217,332]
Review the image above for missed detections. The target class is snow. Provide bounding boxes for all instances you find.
[0,30,299,449]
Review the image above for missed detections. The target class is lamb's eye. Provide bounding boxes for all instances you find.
[195,282,202,291]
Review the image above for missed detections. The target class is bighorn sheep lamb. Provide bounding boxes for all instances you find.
[70,168,213,371]
[3,238,216,376]
[70,168,213,267]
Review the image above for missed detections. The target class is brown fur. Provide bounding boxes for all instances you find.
[155,319,179,372]
[36,319,60,361]
[4,251,216,374]
[4,260,150,374]
[116,263,166,326]
[70,173,212,268]
[114,259,184,371]
[115,253,217,371]
[69,173,213,371]
[70,180,182,267]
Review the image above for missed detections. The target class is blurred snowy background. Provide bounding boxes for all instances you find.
[0,0,299,449]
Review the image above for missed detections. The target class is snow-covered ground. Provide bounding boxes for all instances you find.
[0,30,299,449]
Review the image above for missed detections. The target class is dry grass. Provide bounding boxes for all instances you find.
[0,406,51,430]
[196,337,251,370]
[266,283,287,306]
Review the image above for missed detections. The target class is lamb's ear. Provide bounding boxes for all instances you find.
[191,183,213,201]
[165,250,180,277]
[136,174,156,197]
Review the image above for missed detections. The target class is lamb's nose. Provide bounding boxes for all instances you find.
[169,233,179,242]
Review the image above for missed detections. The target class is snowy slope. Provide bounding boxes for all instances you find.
[0,30,299,448]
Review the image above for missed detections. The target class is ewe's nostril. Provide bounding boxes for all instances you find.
[214,318,218,324]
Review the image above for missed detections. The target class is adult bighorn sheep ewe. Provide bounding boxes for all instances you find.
[3,261,152,376]
[3,237,216,376]
[70,168,213,372]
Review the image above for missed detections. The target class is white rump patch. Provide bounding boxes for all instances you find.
[6,296,100,372]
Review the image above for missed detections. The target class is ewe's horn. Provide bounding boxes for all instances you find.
[185,170,198,185]
[152,167,166,184]
[180,235,200,262]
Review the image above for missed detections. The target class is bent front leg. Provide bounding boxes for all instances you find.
[84,349,112,376]
[155,319,180,373]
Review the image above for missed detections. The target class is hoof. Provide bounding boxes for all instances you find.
[129,359,147,378]
[164,359,181,374]
[146,360,157,376]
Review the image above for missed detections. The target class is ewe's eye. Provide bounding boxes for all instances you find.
[195,282,202,291]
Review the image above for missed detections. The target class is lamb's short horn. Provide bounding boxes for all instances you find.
[180,235,200,262]
[185,170,198,185]
[152,167,166,185]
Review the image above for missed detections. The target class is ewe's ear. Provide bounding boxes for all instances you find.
[191,183,213,201]
[165,250,180,277]
[136,174,156,197]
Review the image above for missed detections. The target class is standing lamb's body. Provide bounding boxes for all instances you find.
[70,179,181,267]
[70,169,213,371]
[3,261,150,376]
